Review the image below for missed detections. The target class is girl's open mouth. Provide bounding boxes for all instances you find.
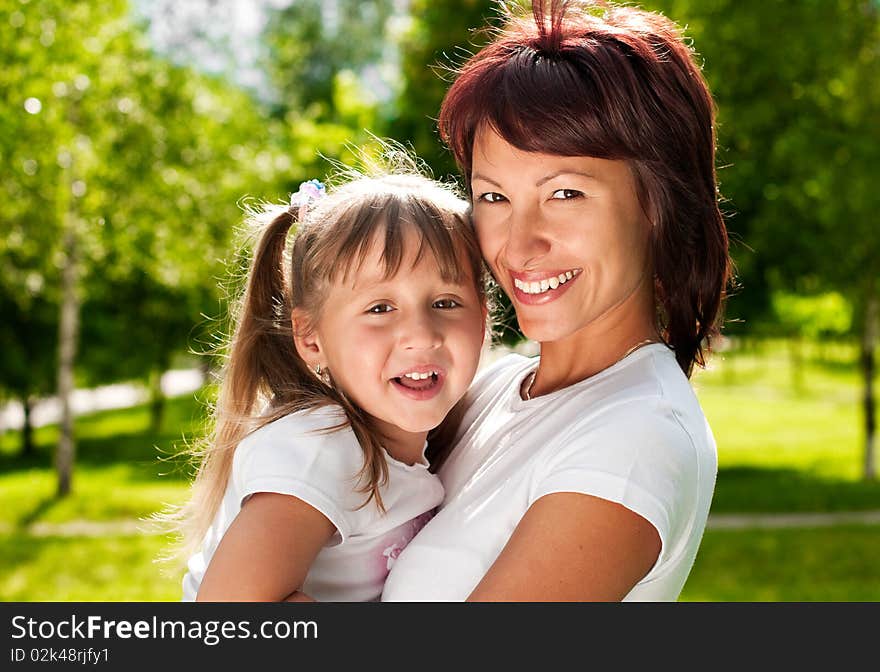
[390,371,444,400]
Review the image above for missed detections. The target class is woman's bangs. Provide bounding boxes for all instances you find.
[487,54,631,160]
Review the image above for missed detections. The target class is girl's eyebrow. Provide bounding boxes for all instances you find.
[471,170,598,188]
[351,275,470,293]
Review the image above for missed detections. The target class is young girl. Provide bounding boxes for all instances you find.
[176,158,487,602]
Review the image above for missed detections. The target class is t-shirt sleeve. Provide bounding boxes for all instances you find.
[530,398,699,566]
[232,413,364,543]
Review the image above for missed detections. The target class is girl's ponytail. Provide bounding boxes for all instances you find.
[224,206,302,418]
[163,205,312,562]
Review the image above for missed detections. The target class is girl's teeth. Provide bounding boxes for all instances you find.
[403,371,436,380]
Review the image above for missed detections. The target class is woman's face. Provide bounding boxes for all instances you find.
[470,126,653,345]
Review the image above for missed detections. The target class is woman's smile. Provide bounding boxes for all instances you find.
[509,268,582,305]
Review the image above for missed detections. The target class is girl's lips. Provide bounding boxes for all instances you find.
[509,271,580,305]
[390,364,447,379]
[390,372,445,401]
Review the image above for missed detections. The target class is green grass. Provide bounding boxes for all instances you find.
[0,532,182,601]
[0,466,188,527]
[692,338,879,512]
[0,393,202,527]
[0,338,878,600]
[681,525,880,601]
[0,393,201,601]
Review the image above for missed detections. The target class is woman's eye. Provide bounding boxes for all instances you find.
[550,189,583,200]
[477,192,507,203]
[433,298,460,310]
[367,304,393,314]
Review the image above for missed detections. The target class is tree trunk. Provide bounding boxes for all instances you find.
[21,395,34,457]
[789,335,804,394]
[149,367,165,434]
[55,224,80,497]
[861,289,877,482]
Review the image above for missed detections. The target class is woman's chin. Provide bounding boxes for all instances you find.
[517,317,579,345]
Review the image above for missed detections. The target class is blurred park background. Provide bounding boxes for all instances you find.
[1,0,878,601]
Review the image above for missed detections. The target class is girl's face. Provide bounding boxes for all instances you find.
[470,126,653,345]
[297,230,485,452]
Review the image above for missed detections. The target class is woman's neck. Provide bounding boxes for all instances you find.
[527,283,660,398]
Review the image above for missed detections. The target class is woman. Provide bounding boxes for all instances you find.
[381,0,732,601]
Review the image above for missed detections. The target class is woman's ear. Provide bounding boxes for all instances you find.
[291,309,323,369]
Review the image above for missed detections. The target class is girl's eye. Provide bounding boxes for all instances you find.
[433,298,460,310]
[367,303,393,314]
[477,192,507,203]
[550,189,583,200]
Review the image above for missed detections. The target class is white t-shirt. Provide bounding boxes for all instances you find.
[182,405,444,602]
[381,345,717,602]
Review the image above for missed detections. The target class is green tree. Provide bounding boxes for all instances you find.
[649,0,880,478]
[392,0,498,182]
[0,0,291,489]
[262,0,395,119]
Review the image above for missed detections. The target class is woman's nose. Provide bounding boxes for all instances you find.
[501,207,552,270]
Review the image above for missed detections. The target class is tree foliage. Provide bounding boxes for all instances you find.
[392,0,499,182]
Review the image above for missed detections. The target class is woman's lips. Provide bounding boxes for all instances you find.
[509,269,581,305]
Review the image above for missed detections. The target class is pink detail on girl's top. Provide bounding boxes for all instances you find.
[378,508,437,575]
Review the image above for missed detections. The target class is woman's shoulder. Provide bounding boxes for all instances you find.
[545,345,714,463]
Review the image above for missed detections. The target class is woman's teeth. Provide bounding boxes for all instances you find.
[514,270,579,295]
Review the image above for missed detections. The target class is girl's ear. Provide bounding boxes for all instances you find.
[291,309,323,369]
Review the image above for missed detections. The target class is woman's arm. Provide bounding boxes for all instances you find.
[466,492,661,602]
[196,492,336,602]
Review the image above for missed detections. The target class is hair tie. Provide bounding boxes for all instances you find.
[288,178,326,220]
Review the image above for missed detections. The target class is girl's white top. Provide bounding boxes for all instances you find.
[182,405,443,602]
[382,345,718,601]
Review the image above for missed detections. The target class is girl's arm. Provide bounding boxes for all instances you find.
[196,492,336,602]
[466,492,661,601]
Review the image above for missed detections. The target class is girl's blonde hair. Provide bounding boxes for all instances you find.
[163,149,486,563]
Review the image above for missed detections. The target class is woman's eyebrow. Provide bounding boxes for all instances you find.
[535,170,598,187]
[470,173,503,188]
[471,170,598,188]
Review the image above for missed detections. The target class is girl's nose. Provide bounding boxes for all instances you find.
[400,311,443,350]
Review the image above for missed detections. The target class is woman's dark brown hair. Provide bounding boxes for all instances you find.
[439,0,732,376]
